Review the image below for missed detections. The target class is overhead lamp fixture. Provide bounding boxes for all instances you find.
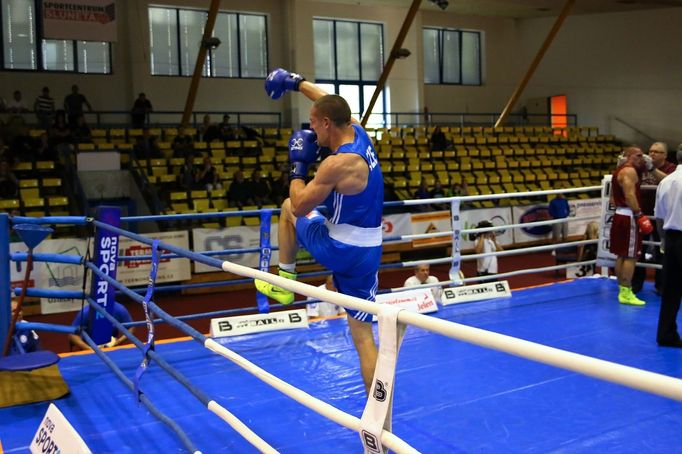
[429,0,449,11]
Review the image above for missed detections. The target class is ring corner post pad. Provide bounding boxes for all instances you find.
[360,305,407,454]
[256,209,273,314]
[89,206,121,346]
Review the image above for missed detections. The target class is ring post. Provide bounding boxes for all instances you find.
[0,213,10,355]
[89,206,121,345]
[448,198,463,285]
[256,209,273,313]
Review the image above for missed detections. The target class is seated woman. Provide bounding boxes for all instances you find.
[577,221,599,262]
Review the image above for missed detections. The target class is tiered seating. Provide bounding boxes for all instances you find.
[1,162,69,217]
[378,125,620,207]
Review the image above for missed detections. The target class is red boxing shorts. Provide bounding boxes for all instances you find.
[609,213,641,258]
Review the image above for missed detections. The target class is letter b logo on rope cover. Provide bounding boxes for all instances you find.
[361,430,381,454]
[373,379,387,402]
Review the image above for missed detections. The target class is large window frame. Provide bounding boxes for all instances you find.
[148,6,268,79]
[313,18,387,127]
[1,0,112,74]
[423,27,482,86]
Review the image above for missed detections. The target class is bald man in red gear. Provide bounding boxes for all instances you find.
[610,146,655,306]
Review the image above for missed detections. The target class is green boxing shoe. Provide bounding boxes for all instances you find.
[255,269,297,305]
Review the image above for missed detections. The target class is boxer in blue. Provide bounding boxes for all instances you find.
[256,68,383,393]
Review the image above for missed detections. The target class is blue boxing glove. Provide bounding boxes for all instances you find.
[265,68,305,100]
[289,130,320,180]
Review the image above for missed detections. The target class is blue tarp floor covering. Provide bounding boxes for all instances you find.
[1,277,681,452]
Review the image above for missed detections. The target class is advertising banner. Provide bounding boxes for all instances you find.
[372,288,438,321]
[512,203,553,243]
[41,0,118,42]
[35,238,89,314]
[210,309,308,338]
[117,231,191,287]
[193,224,280,273]
[382,213,412,242]
[596,176,617,268]
[441,280,511,305]
[459,207,514,248]
[410,211,451,247]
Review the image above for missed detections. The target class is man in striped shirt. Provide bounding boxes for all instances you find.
[34,86,55,129]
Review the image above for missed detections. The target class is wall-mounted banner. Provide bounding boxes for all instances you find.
[41,0,118,42]
[192,225,280,273]
[36,238,90,314]
[381,213,412,243]
[410,211,451,247]
[459,207,514,248]
[117,231,191,287]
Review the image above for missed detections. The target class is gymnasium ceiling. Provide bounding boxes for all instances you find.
[317,0,682,18]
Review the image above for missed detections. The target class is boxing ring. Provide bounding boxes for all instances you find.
[1,184,681,453]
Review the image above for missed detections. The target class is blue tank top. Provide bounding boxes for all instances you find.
[323,124,383,228]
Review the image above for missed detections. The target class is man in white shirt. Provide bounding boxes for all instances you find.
[404,263,442,302]
[654,147,682,347]
[306,275,345,318]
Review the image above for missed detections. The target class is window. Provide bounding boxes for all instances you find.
[1,0,112,73]
[423,27,481,85]
[148,7,268,78]
[313,19,386,126]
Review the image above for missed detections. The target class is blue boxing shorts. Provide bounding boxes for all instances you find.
[296,211,381,323]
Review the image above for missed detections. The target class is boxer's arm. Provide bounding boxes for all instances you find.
[289,160,338,216]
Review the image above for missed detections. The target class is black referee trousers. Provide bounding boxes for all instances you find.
[657,230,682,343]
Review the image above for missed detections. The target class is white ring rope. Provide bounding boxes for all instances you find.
[399,185,602,206]
[220,260,682,404]
[203,338,418,454]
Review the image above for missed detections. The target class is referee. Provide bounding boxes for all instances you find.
[654,146,682,347]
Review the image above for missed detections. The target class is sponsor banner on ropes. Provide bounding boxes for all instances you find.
[210,309,308,338]
[372,288,438,321]
[441,280,511,305]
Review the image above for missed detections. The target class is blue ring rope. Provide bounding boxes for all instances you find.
[85,261,207,344]
[79,331,199,453]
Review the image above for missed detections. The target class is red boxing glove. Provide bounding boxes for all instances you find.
[635,214,654,235]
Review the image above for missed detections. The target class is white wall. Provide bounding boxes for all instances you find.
[516,7,682,145]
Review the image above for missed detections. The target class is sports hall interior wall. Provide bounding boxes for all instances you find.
[1,2,681,144]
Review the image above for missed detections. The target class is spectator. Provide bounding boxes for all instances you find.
[414,180,432,211]
[249,170,271,207]
[404,263,442,302]
[430,180,447,210]
[430,126,448,151]
[196,157,221,191]
[270,172,290,205]
[34,86,55,129]
[72,115,92,144]
[549,193,570,243]
[200,114,220,143]
[172,126,195,159]
[219,114,237,141]
[63,84,92,127]
[48,111,72,150]
[7,90,28,115]
[130,92,152,128]
[178,155,197,190]
[133,129,162,160]
[228,170,251,208]
[9,300,41,355]
[68,302,135,351]
[306,275,345,318]
[0,160,19,198]
[475,220,503,281]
